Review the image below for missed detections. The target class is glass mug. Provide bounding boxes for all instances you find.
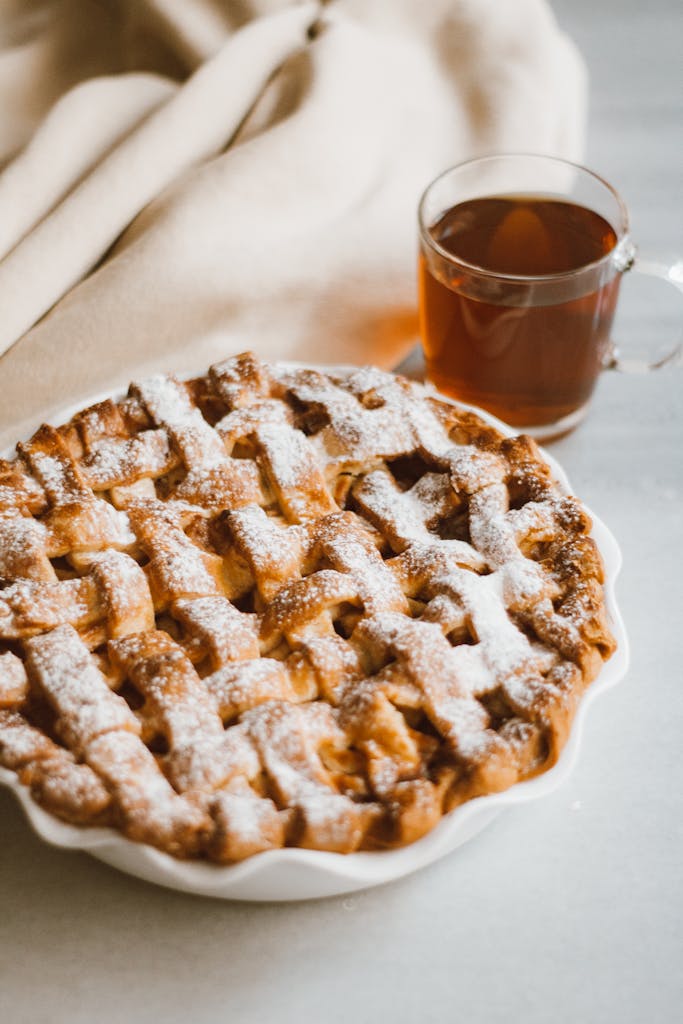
[418,153,682,440]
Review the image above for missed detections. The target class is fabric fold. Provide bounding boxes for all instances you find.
[0,2,318,358]
[0,73,176,261]
[0,0,587,449]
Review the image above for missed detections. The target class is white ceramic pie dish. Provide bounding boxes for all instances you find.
[0,365,629,901]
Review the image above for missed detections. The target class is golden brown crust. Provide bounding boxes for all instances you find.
[0,353,615,860]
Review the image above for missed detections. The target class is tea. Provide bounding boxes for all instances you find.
[418,195,620,429]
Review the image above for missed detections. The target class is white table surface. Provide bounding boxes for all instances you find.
[1,2,681,1022]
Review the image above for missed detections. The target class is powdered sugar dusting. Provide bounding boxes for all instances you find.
[0,353,613,861]
[135,376,228,471]
[0,515,54,582]
[25,625,138,752]
[83,430,175,489]
[28,450,77,504]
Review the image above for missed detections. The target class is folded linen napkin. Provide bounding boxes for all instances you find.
[0,0,586,449]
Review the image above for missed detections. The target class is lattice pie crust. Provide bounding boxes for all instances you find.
[0,354,615,861]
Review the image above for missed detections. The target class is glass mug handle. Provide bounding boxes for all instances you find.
[605,241,683,372]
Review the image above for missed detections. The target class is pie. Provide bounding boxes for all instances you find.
[0,353,615,861]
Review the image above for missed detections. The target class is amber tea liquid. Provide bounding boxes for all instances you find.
[419,195,621,429]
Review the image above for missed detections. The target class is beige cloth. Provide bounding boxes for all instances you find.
[0,0,587,449]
